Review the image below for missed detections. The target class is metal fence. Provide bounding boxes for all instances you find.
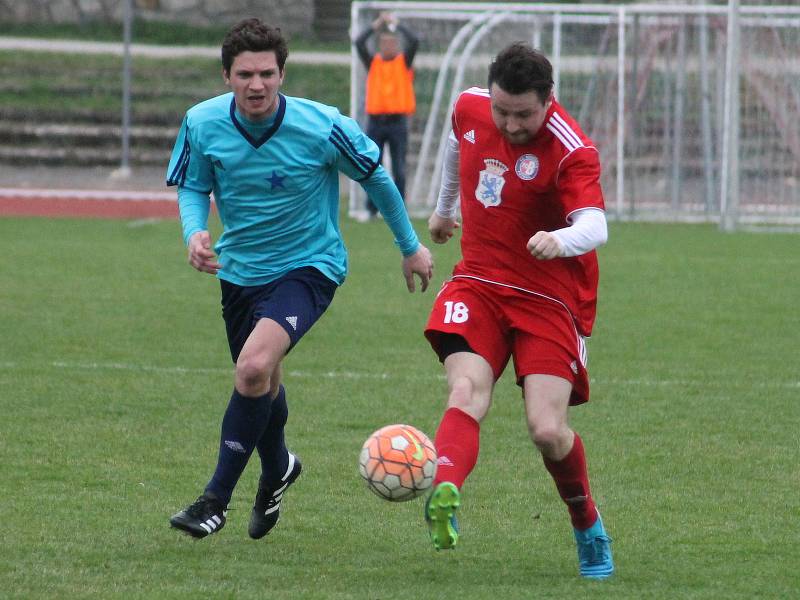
[349,2,800,230]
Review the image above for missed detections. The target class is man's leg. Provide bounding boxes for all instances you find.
[170,319,289,538]
[387,120,408,200]
[248,382,303,539]
[244,269,336,539]
[524,374,613,579]
[208,317,289,500]
[255,381,289,482]
[426,350,494,550]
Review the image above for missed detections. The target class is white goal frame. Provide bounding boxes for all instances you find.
[349,2,800,231]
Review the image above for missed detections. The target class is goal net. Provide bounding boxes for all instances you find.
[349,1,800,230]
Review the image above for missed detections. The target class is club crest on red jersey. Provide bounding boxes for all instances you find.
[475,158,508,208]
[515,154,539,180]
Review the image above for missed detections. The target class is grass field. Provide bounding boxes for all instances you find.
[1,51,351,119]
[1,214,798,599]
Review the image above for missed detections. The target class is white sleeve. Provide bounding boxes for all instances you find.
[551,208,608,257]
[434,132,460,219]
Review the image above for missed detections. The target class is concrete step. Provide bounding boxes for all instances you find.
[0,121,177,148]
[0,144,167,166]
[0,81,211,102]
[1,107,179,126]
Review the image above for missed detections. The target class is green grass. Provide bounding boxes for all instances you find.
[1,217,798,598]
[0,50,351,119]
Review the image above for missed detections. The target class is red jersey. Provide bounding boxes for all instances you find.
[450,88,604,336]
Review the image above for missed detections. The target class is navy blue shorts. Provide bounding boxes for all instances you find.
[220,267,338,363]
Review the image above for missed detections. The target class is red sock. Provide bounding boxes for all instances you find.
[432,407,480,489]
[542,433,598,530]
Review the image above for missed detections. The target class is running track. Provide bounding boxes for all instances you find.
[0,188,185,219]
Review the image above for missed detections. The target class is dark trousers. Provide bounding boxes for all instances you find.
[366,114,408,215]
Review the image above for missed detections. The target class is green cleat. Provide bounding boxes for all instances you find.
[425,482,460,550]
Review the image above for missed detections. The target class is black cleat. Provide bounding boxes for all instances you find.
[248,453,302,539]
[169,492,227,539]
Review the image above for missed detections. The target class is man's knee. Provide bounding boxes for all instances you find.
[447,375,473,408]
[447,375,491,421]
[523,375,573,456]
[528,419,571,453]
[235,353,274,394]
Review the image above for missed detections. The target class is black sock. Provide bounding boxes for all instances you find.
[255,384,290,488]
[205,389,272,505]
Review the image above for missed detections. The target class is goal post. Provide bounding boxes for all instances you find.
[349,1,800,230]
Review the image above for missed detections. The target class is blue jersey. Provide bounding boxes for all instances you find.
[166,92,419,286]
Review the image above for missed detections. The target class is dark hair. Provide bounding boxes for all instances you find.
[487,42,554,103]
[221,18,288,74]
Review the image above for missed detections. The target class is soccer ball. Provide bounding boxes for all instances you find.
[358,424,437,502]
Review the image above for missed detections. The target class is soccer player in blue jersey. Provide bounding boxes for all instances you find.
[166,18,433,540]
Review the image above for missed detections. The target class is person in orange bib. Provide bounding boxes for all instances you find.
[354,11,419,218]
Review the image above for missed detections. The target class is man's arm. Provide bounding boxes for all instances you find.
[353,26,374,69]
[330,109,433,290]
[360,169,419,256]
[429,131,461,243]
[177,188,221,275]
[528,144,607,260]
[396,23,420,66]
[527,208,608,260]
[166,115,219,274]
[177,187,210,245]
[360,169,433,292]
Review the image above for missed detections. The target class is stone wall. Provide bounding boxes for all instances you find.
[0,0,315,35]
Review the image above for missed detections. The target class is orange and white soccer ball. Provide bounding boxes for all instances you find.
[358,424,437,502]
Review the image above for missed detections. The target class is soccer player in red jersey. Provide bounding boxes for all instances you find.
[423,42,613,579]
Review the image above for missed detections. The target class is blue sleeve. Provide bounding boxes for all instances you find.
[328,112,419,256]
[177,188,211,246]
[165,115,214,193]
[360,167,420,257]
[330,112,381,182]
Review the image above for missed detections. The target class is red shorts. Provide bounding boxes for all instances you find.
[424,276,590,405]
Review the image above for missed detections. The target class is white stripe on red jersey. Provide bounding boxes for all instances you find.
[463,86,490,98]
[546,112,584,152]
[550,112,585,149]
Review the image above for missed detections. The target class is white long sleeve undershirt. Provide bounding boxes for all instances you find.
[551,207,608,257]
[435,132,608,257]
[434,132,461,220]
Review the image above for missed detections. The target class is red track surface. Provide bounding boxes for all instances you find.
[0,188,186,219]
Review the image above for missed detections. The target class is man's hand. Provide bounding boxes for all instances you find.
[372,12,390,30]
[402,244,434,292]
[428,212,460,244]
[187,230,222,274]
[527,231,564,260]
